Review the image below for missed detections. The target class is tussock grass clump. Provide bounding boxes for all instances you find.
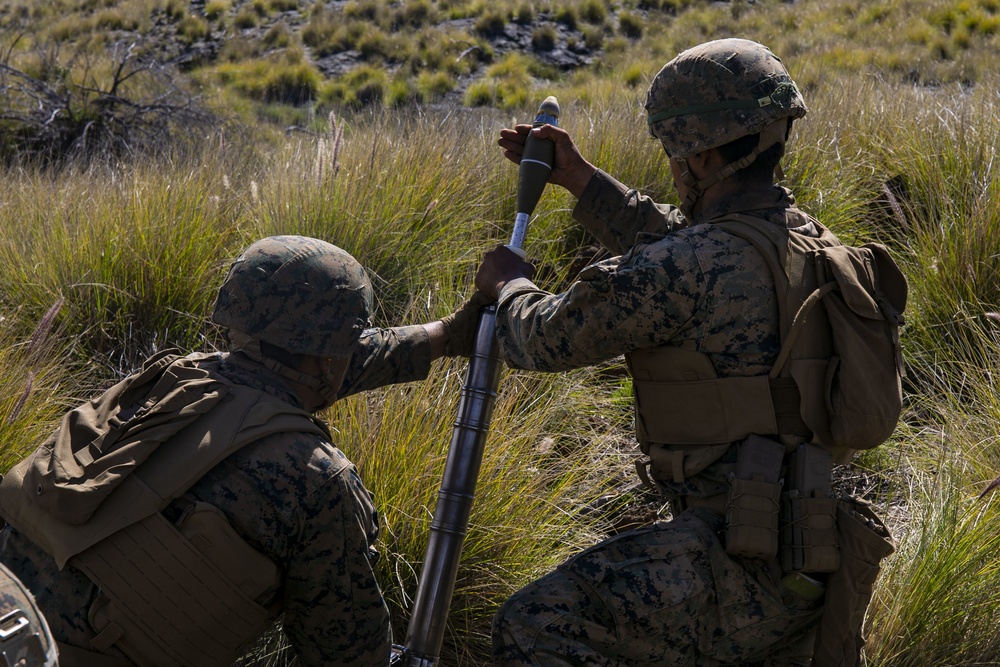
[0,152,242,364]
[6,2,1000,665]
[0,302,81,470]
[334,361,618,664]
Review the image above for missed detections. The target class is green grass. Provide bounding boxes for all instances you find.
[4,0,1000,665]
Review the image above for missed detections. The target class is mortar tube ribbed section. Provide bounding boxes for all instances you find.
[404,307,503,664]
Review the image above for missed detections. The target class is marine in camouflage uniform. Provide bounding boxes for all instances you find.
[0,236,487,667]
[478,40,829,666]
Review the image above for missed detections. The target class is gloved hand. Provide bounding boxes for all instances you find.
[441,290,494,357]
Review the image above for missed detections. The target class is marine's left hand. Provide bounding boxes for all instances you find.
[440,290,494,357]
[474,245,536,301]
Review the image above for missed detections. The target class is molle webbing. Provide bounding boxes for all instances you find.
[630,346,810,445]
[628,214,841,484]
[629,346,810,483]
[72,508,276,667]
[56,641,134,667]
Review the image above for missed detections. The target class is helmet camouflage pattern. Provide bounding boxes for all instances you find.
[646,38,807,158]
[212,235,372,358]
[0,562,58,666]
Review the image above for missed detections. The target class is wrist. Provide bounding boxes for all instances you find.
[424,320,448,360]
[562,163,598,198]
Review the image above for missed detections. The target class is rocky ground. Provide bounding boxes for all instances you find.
[162,0,603,90]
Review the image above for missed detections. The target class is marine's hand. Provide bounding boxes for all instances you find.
[475,245,536,302]
[497,123,597,198]
[440,290,494,358]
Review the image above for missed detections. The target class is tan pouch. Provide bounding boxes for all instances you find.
[781,443,839,573]
[811,497,894,667]
[724,434,785,559]
[781,492,840,572]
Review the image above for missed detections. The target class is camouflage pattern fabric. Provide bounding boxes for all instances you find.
[645,39,807,159]
[0,324,433,667]
[494,172,816,382]
[572,170,689,255]
[0,560,58,666]
[493,509,821,666]
[490,170,829,663]
[212,235,374,359]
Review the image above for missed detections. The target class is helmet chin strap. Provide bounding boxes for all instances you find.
[228,331,342,407]
[673,119,788,219]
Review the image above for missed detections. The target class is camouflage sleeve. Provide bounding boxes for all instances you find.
[572,169,689,256]
[281,460,391,667]
[493,235,706,372]
[338,324,432,398]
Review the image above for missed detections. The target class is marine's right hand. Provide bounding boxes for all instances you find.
[498,123,597,198]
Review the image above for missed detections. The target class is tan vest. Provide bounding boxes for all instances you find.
[0,351,328,667]
[631,213,905,486]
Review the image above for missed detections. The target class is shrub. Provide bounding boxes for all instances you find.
[394,0,438,28]
[387,77,419,107]
[344,0,388,25]
[177,15,208,43]
[514,2,535,24]
[357,29,392,60]
[93,9,133,31]
[464,53,535,109]
[581,0,608,24]
[532,24,558,51]
[416,70,455,101]
[556,4,579,29]
[475,10,508,37]
[581,24,606,49]
[0,42,213,164]
[205,0,231,21]
[619,11,644,38]
[302,4,338,50]
[623,62,645,87]
[320,64,387,108]
[164,0,186,20]
[234,6,260,28]
[463,78,497,107]
[219,37,264,62]
[263,22,292,48]
[264,62,321,105]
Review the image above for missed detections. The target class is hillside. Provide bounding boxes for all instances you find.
[3,1,1000,666]
[4,0,1000,160]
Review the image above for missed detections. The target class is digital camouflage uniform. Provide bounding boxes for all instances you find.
[0,560,58,666]
[0,236,441,667]
[492,40,827,667]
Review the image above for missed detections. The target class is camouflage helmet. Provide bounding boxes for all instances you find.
[0,562,59,666]
[646,38,807,158]
[212,236,372,359]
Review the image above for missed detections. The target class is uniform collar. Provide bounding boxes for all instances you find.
[693,185,795,225]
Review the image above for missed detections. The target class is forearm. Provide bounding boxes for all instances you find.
[494,277,620,373]
[338,325,433,398]
[573,169,687,255]
[424,320,448,360]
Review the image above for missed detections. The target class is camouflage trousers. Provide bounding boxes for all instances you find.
[492,508,823,666]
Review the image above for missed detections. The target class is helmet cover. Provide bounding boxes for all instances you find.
[646,38,807,158]
[212,235,372,358]
[0,562,59,667]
